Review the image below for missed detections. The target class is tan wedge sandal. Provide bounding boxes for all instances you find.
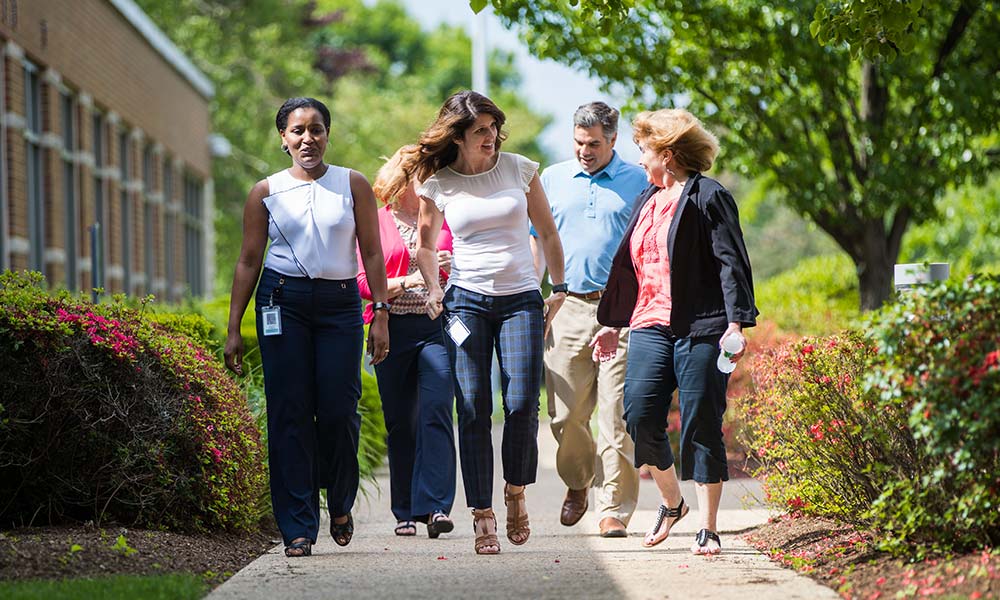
[472,508,500,555]
[504,484,531,545]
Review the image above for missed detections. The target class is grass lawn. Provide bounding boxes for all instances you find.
[0,574,207,600]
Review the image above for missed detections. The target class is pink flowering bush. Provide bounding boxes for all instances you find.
[738,274,1000,554]
[0,271,266,532]
[863,273,1000,553]
[735,332,920,527]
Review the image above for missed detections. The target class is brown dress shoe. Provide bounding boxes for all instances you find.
[599,517,628,538]
[560,488,588,526]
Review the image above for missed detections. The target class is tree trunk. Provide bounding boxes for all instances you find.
[854,226,898,311]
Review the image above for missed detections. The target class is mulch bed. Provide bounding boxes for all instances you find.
[0,524,277,587]
[745,514,999,599]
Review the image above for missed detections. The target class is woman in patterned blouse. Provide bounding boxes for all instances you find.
[357,145,457,539]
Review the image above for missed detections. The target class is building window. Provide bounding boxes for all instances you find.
[142,145,154,294]
[24,61,44,275]
[62,92,78,291]
[183,174,204,296]
[0,52,6,270]
[163,165,175,299]
[92,112,107,290]
[119,130,131,293]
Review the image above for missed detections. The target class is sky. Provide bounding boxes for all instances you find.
[387,0,640,164]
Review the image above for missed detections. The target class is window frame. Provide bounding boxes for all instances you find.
[24,60,45,275]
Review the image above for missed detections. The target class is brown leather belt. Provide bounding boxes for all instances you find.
[567,289,604,300]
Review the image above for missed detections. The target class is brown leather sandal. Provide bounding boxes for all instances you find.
[472,508,500,555]
[504,484,531,546]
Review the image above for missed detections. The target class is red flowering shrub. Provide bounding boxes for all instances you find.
[736,332,920,526]
[0,272,266,532]
[724,320,798,475]
[863,273,1000,552]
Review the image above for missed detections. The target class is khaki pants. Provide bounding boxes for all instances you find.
[545,295,638,525]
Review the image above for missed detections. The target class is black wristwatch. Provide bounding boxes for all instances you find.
[551,283,568,294]
[371,301,391,312]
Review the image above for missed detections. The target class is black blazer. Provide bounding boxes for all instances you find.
[597,173,758,338]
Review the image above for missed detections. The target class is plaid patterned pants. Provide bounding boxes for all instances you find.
[442,286,544,509]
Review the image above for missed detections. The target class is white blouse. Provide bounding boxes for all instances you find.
[419,152,540,296]
[262,165,358,280]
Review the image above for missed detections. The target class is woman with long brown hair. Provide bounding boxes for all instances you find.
[409,91,567,555]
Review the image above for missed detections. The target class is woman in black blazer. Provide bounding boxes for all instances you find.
[589,108,757,555]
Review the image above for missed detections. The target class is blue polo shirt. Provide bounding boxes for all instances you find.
[536,151,648,293]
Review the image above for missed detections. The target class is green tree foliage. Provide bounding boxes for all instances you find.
[137,0,550,290]
[485,0,1000,309]
[901,173,1000,276]
[135,0,325,292]
[476,1,974,65]
[810,0,949,62]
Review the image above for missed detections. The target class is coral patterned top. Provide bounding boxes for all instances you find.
[629,187,680,329]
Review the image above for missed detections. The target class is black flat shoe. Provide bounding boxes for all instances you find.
[330,513,354,547]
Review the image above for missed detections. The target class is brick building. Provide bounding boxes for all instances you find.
[1,0,214,299]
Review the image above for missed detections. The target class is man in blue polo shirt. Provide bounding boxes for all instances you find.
[531,102,649,537]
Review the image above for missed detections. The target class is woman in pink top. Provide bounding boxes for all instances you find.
[592,109,758,556]
[357,146,457,539]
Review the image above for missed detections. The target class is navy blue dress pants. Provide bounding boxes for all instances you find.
[255,268,363,545]
[442,286,544,509]
[374,313,456,522]
[622,326,730,483]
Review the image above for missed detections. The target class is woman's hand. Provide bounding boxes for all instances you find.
[367,313,390,365]
[403,271,425,290]
[720,322,746,363]
[224,331,245,375]
[425,286,445,319]
[437,250,452,275]
[543,291,566,338]
[588,327,621,363]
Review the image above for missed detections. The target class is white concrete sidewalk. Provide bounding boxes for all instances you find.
[209,425,836,600]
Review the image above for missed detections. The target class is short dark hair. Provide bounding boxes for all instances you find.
[573,102,619,142]
[275,97,331,132]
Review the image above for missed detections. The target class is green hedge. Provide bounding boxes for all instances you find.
[755,253,860,336]
[142,293,387,481]
[0,271,266,531]
[863,273,1000,553]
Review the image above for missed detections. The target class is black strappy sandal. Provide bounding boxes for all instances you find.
[692,528,722,555]
[643,498,689,548]
[394,520,417,536]
[284,538,312,557]
[330,513,354,547]
[427,512,455,539]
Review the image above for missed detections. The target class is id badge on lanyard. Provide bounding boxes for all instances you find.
[261,278,284,336]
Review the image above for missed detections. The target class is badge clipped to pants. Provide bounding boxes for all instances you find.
[446,315,470,347]
[262,280,284,337]
[261,306,282,336]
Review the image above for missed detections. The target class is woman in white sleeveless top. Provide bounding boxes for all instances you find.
[223,97,390,558]
[407,91,567,555]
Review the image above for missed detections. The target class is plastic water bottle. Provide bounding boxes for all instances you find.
[716,332,745,374]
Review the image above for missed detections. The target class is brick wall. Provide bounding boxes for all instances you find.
[1,0,212,300]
